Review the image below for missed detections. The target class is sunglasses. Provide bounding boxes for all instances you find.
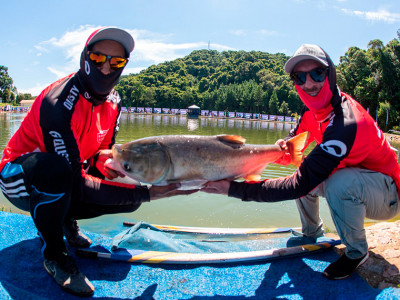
[290,67,329,85]
[88,51,128,69]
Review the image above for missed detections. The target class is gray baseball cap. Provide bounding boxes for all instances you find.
[284,44,328,74]
[85,27,135,56]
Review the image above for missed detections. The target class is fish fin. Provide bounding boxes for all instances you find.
[217,135,246,145]
[178,180,207,190]
[243,174,262,181]
[286,131,310,167]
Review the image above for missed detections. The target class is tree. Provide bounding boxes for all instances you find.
[111,32,400,131]
[279,101,290,116]
[377,101,398,131]
[367,39,384,51]
[16,93,34,102]
[115,77,146,108]
[0,66,14,103]
[269,90,279,114]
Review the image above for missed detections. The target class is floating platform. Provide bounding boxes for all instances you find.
[0,211,398,299]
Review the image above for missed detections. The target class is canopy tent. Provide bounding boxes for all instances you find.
[187,104,200,118]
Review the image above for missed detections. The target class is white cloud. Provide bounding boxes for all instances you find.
[33,25,100,79]
[341,8,400,23]
[21,84,49,97]
[123,67,146,75]
[132,40,234,65]
[34,25,234,80]
[47,66,69,78]
[258,29,278,36]
[128,28,234,64]
[230,30,247,36]
[33,45,49,53]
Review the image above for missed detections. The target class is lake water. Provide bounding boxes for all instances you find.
[0,112,339,235]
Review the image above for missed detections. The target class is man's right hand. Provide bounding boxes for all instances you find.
[149,184,199,200]
[200,180,231,195]
[274,139,291,166]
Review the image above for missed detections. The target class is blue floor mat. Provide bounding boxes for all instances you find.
[0,211,398,299]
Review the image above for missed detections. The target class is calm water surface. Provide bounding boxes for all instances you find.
[0,112,342,235]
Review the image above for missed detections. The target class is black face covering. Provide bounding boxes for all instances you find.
[76,49,124,105]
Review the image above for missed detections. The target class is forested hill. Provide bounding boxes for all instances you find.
[115,49,302,116]
[115,36,400,129]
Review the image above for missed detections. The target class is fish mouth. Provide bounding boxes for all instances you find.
[107,144,126,173]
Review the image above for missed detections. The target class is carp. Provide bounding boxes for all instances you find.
[107,132,309,188]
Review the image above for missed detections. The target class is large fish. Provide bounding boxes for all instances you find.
[107,132,309,188]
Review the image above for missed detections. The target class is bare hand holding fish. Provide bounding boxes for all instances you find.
[201,179,231,195]
[149,183,199,200]
[96,149,126,180]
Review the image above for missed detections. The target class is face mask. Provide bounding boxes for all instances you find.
[295,78,333,122]
[78,49,124,103]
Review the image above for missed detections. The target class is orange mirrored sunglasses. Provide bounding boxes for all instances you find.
[88,51,128,69]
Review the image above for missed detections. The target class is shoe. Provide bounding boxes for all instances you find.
[323,252,369,280]
[44,251,94,296]
[63,219,92,248]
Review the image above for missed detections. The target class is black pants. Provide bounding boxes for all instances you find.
[0,152,140,259]
[1,153,72,259]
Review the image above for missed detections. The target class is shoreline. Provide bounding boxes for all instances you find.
[385,133,400,144]
[1,110,298,124]
[122,111,298,124]
[4,111,400,136]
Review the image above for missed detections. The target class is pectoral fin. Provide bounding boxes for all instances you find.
[178,179,208,190]
[243,174,262,181]
[243,165,268,182]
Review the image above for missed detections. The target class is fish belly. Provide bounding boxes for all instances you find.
[163,137,283,183]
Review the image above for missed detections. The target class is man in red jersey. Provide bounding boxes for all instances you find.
[202,44,400,280]
[0,27,192,296]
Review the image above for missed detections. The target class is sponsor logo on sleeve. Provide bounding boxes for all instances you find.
[63,85,79,110]
[320,140,347,157]
[49,131,69,161]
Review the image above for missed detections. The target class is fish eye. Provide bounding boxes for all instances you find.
[123,162,131,172]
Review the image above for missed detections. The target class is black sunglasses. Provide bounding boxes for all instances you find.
[290,67,329,85]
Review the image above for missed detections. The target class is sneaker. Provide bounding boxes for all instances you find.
[323,252,369,280]
[63,219,92,248]
[44,251,94,296]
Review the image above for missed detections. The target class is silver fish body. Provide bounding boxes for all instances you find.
[110,132,308,187]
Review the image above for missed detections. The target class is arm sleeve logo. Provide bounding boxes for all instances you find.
[320,140,347,157]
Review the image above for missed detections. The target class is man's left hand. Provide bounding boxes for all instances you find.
[95,149,125,180]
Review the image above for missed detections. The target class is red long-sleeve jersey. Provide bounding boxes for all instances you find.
[229,93,400,202]
[0,73,150,205]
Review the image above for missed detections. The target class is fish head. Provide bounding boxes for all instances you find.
[111,140,170,184]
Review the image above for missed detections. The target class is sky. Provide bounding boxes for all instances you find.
[1,0,399,96]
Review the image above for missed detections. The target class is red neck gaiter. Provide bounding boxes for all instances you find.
[295,79,333,122]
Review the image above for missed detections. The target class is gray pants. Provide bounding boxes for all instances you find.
[296,167,400,259]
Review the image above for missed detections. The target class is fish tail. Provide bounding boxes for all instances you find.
[286,132,310,167]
